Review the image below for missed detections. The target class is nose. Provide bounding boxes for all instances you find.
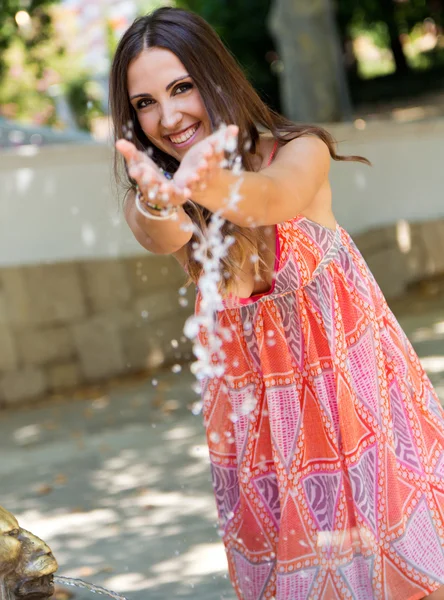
[160,101,182,131]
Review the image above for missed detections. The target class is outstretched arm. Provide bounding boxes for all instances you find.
[116,140,193,255]
[175,133,331,227]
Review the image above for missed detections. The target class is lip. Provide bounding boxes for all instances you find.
[166,122,201,150]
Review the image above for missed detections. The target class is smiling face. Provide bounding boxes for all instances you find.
[128,47,212,162]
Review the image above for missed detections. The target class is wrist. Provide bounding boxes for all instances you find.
[135,188,178,221]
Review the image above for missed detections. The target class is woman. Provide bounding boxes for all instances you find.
[110,7,444,599]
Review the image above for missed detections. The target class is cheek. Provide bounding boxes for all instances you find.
[138,113,158,139]
[0,538,21,564]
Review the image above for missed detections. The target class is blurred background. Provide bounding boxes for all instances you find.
[0,0,444,599]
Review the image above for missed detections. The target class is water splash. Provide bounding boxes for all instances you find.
[54,576,129,600]
[181,127,244,405]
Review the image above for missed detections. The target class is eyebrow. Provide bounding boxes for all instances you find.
[130,75,190,100]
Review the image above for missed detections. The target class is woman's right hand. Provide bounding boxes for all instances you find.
[116,139,191,209]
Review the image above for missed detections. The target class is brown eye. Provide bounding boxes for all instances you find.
[6,529,19,537]
[174,82,193,95]
[136,98,154,109]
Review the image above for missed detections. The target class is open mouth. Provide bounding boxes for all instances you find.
[15,574,55,599]
[167,122,200,147]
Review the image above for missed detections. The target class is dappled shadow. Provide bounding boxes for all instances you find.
[396,297,444,400]
[0,369,234,599]
[1,298,443,600]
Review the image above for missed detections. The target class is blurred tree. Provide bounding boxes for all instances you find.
[0,0,105,129]
[0,0,58,81]
[336,0,438,75]
[175,0,281,111]
[269,0,352,122]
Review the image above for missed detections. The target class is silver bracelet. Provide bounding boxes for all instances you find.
[135,188,178,221]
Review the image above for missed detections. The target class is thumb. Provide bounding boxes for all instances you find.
[116,139,141,165]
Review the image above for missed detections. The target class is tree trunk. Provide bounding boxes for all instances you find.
[428,0,444,28]
[268,0,352,123]
[379,0,409,75]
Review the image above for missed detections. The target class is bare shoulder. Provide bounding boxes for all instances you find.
[275,135,331,168]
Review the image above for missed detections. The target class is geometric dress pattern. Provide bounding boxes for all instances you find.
[194,216,444,599]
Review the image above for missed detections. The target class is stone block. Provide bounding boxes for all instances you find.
[0,268,30,326]
[419,220,444,274]
[0,367,47,405]
[353,225,398,255]
[71,317,126,381]
[80,260,131,312]
[133,289,182,323]
[124,254,187,295]
[15,327,74,366]
[0,325,18,371]
[403,232,429,283]
[121,310,193,372]
[365,247,409,299]
[23,263,86,325]
[149,315,194,365]
[47,362,82,392]
[93,307,138,332]
[120,323,153,371]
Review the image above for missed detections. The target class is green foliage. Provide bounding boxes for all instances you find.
[65,76,105,132]
[0,0,105,129]
[175,0,281,111]
[0,0,57,79]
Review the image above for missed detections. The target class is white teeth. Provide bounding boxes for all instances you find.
[169,124,198,145]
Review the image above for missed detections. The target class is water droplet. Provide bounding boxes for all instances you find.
[141,310,149,319]
[170,339,179,348]
[229,412,239,423]
[171,364,182,373]
[191,401,203,415]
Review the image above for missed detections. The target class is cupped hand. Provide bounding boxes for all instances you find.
[173,125,239,194]
[116,139,191,208]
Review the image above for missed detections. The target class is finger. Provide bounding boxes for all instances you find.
[116,139,141,165]
[117,139,157,170]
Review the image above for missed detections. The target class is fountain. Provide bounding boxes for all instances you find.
[0,505,57,600]
[0,506,127,600]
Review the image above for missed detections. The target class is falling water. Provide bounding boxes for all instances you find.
[182,127,243,400]
[54,576,129,600]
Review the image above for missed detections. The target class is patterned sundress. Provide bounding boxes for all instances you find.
[195,208,444,598]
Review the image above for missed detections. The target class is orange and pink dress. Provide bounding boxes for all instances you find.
[194,159,444,600]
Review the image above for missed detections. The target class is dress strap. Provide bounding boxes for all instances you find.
[267,140,279,167]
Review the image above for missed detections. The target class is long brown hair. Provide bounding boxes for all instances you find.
[110,6,368,292]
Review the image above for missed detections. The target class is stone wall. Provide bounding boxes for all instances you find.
[1,216,443,407]
[0,254,195,406]
[353,217,444,299]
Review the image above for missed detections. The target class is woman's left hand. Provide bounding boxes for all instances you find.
[174,125,239,193]
[116,138,191,208]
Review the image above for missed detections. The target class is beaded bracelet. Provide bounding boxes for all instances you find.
[135,188,178,221]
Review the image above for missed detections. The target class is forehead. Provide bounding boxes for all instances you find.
[127,47,187,93]
[0,507,19,533]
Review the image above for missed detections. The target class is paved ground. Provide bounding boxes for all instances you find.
[1,294,443,600]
